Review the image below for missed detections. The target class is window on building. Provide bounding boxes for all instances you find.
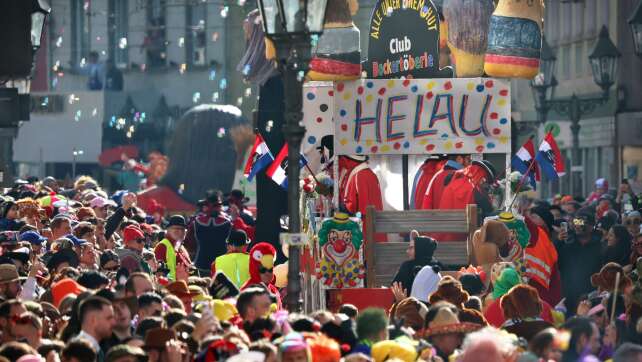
[186,2,207,67]
[108,0,129,68]
[562,45,571,80]
[71,0,91,69]
[575,42,583,78]
[145,0,167,68]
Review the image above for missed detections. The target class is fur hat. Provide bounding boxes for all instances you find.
[428,276,470,308]
[591,262,632,293]
[500,284,542,319]
[458,308,488,327]
[393,297,428,331]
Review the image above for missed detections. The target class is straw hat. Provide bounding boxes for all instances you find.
[424,304,481,337]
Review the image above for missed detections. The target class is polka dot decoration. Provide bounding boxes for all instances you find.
[301,79,512,157]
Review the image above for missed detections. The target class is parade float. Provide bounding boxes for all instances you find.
[285,0,546,312]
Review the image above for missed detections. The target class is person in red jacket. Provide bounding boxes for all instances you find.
[338,155,385,242]
[241,242,282,309]
[411,155,446,209]
[421,154,470,210]
[437,160,496,241]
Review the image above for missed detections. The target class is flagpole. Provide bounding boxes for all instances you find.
[507,134,542,211]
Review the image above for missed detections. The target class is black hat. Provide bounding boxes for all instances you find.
[46,248,80,272]
[529,205,555,231]
[166,215,187,229]
[224,189,249,204]
[459,273,485,296]
[227,229,249,247]
[100,250,120,269]
[473,160,497,182]
[77,271,110,290]
[206,190,224,206]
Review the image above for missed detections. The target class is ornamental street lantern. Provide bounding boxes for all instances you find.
[258,0,328,40]
[31,0,51,51]
[532,36,557,90]
[629,0,642,57]
[256,0,329,312]
[588,26,621,95]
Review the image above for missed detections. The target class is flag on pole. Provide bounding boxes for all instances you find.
[243,133,274,182]
[265,144,308,189]
[511,137,541,189]
[535,132,566,180]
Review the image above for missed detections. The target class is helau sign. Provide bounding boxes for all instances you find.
[365,0,452,79]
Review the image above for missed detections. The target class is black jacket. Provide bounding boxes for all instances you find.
[392,236,440,292]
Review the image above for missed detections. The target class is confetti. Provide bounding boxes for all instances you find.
[219,78,227,89]
[41,97,49,107]
[236,97,243,106]
[79,58,86,68]
[68,94,79,104]
[266,120,274,132]
[74,110,82,122]
[244,88,252,97]
[55,36,63,47]
[179,63,187,74]
[220,6,229,18]
[212,32,220,42]
[217,127,226,138]
[209,69,217,80]
[242,64,251,76]
[118,37,128,49]
[178,37,185,48]
[238,0,246,5]
[52,60,60,72]
[92,108,97,116]
[192,92,201,103]
[212,92,219,102]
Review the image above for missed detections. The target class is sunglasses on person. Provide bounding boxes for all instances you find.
[259,266,273,274]
[626,219,642,225]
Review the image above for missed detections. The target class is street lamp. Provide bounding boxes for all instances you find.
[31,0,51,51]
[72,148,84,180]
[530,25,620,196]
[256,0,328,312]
[629,0,642,57]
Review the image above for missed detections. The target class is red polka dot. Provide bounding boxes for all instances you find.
[444,81,452,90]
[455,142,463,149]
[393,142,401,150]
[316,117,323,123]
[340,124,348,131]
[357,86,364,95]
[370,146,378,153]
[328,90,334,96]
[425,92,434,99]
[492,128,501,135]
[426,144,435,152]
[490,112,498,119]
[485,80,494,88]
[402,79,410,87]
[499,89,509,97]
[476,145,485,152]
[378,87,386,95]
[337,83,344,92]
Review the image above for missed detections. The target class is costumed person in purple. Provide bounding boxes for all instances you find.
[185,190,232,276]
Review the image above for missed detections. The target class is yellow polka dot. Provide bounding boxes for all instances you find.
[343,92,352,101]
[381,145,391,152]
[366,94,374,103]
[420,139,429,145]
[426,81,436,90]
[444,141,453,151]
[387,79,396,88]
[365,139,373,147]
[499,135,509,144]
[497,99,507,106]
[467,82,475,91]
[475,138,485,145]
[339,138,348,146]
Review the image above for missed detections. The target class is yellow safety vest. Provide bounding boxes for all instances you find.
[158,238,177,281]
[214,253,250,289]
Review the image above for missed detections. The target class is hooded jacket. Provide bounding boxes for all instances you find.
[392,237,441,292]
[241,242,282,309]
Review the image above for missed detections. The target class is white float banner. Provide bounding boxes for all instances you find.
[333,78,511,155]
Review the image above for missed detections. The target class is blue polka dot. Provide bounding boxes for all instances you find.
[356,146,363,153]
[499,118,508,125]
[441,133,449,139]
[307,136,317,144]
[403,141,410,148]
[340,109,347,117]
[476,84,485,92]
[366,81,374,88]
[307,92,316,100]
[487,142,496,149]
[422,6,429,13]
[411,85,418,93]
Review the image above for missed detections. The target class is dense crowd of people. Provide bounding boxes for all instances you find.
[0,173,641,362]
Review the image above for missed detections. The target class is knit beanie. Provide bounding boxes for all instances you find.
[459,273,485,296]
[492,267,521,300]
[410,265,441,302]
[500,284,542,319]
